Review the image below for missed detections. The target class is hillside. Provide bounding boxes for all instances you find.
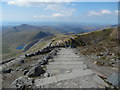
[2,24,117,60]
[2,24,60,60]
[51,27,118,68]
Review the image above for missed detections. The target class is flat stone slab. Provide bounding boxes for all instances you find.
[107,73,120,87]
[53,58,82,61]
[47,64,87,69]
[55,55,80,58]
[35,76,58,87]
[35,69,94,87]
[49,61,84,65]
[56,69,94,82]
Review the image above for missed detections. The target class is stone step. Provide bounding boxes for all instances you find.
[53,58,82,61]
[35,69,94,87]
[55,56,80,58]
[49,61,84,65]
[47,64,87,69]
[59,53,76,54]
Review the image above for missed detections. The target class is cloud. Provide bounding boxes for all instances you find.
[33,13,69,18]
[44,4,76,17]
[8,0,76,17]
[89,11,101,16]
[88,9,119,16]
[101,10,111,14]
[8,1,56,7]
[33,13,64,18]
[52,13,64,17]
[7,0,74,6]
[33,15,51,18]
[89,9,112,16]
[114,10,119,15]
[5,0,120,3]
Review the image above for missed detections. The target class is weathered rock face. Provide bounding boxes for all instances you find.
[11,76,34,89]
[26,66,45,77]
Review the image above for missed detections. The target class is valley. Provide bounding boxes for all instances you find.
[2,23,116,60]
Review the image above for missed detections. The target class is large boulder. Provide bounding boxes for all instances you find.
[11,76,34,89]
[26,66,45,77]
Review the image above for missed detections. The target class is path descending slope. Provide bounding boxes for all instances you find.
[35,48,109,88]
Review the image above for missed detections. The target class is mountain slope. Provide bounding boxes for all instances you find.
[2,24,60,59]
[51,27,118,68]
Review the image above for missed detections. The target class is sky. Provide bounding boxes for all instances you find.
[1,0,118,25]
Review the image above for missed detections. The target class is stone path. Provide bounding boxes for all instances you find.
[35,48,110,88]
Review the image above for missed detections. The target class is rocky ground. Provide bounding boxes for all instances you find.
[2,55,42,88]
[1,48,118,89]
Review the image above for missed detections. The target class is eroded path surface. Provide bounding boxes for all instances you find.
[35,48,109,88]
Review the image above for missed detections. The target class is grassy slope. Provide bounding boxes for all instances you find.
[74,28,118,67]
[2,30,39,59]
[2,28,60,60]
[75,28,118,54]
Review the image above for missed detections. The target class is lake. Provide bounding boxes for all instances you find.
[16,45,25,50]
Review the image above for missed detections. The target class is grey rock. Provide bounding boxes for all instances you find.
[36,63,41,67]
[44,73,50,78]
[27,66,45,77]
[103,51,109,56]
[11,76,34,88]
[16,67,21,71]
[31,64,36,67]
[38,59,42,63]
[24,70,29,75]
[40,59,48,65]
[2,68,13,73]
[107,73,120,87]
[99,53,104,56]
[46,55,53,60]
[19,59,25,64]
